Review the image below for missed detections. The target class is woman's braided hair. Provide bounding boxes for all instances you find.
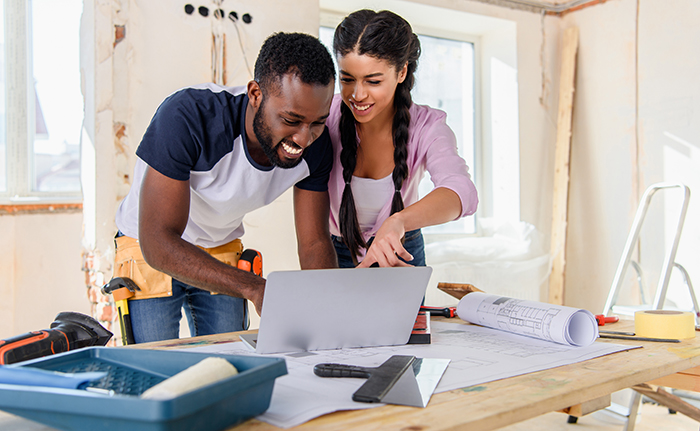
[333,9,421,263]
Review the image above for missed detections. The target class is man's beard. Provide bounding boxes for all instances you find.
[252,99,303,169]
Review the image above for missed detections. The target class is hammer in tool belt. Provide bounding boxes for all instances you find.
[102,277,140,346]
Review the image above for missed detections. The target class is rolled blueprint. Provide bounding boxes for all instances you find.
[456,292,599,347]
[141,357,238,400]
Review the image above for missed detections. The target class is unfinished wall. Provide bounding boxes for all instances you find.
[563,0,700,312]
[561,0,639,311]
[0,211,90,339]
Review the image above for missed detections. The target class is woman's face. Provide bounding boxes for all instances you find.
[337,50,407,125]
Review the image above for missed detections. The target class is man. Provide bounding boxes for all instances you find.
[113,32,338,343]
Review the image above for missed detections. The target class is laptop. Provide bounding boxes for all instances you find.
[240,267,432,354]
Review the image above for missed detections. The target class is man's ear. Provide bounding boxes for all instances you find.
[247,80,263,109]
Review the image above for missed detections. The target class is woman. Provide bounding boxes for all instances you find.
[327,9,479,268]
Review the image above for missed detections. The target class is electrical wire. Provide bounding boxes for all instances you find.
[231,19,254,79]
[539,9,547,107]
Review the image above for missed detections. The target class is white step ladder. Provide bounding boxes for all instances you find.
[602,183,696,317]
[600,182,696,431]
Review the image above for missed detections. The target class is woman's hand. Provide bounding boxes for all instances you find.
[357,214,414,268]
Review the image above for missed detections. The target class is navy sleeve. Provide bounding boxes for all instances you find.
[135,88,243,181]
[135,90,203,181]
[295,127,333,192]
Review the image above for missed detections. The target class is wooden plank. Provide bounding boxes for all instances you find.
[649,372,700,392]
[633,383,700,422]
[437,282,484,300]
[560,394,611,417]
[647,361,700,391]
[548,26,580,305]
[681,365,700,376]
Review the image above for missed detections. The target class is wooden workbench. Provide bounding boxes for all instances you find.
[132,318,700,431]
[1,319,698,430]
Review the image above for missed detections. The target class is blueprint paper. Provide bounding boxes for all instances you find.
[180,321,636,428]
[457,292,599,346]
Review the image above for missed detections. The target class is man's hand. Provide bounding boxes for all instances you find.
[249,278,265,316]
[358,214,413,268]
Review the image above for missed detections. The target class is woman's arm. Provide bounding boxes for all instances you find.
[358,108,477,268]
[357,187,461,268]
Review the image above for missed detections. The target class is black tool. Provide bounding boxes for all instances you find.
[420,306,457,318]
[102,277,140,345]
[598,334,681,343]
[238,249,262,277]
[0,312,112,365]
[313,354,450,408]
[599,330,635,336]
[314,355,416,403]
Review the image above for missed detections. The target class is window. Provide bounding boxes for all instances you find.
[412,34,475,234]
[1,0,83,203]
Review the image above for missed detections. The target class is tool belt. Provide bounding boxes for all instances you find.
[113,235,244,300]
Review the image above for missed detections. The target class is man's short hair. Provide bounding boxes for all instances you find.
[254,32,335,95]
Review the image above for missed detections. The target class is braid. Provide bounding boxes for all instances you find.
[390,35,419,215]
[338,102,366,264]
[391,84,411,214]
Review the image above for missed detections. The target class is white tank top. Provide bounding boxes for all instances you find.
[351,174,394,233]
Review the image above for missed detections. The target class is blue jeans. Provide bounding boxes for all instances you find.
[129,278,248,344]
[332,229,426,268]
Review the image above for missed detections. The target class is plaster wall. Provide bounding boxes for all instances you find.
[635,1,700,310]
[0,213,90,339]
[0,218,15,338]
[564,0,700,312]
[562,0,639,311]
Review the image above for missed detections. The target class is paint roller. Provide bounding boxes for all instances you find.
[140,357,238,400]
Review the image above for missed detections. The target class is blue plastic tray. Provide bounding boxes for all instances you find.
[0,347,287,431]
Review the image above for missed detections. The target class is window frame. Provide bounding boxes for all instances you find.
[1,0,83,205]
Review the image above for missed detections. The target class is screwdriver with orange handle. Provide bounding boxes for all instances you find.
[595,315,619,326]
[420,306,457,318]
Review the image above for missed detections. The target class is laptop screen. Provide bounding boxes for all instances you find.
[251,267,432,354]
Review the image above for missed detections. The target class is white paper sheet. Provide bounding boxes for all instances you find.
[181,321,636,428]
[457,292,599,346]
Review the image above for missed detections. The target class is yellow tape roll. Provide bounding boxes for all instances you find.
[634,310,696,340]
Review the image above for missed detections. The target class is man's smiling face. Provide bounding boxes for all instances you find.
[252,74,334,169]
